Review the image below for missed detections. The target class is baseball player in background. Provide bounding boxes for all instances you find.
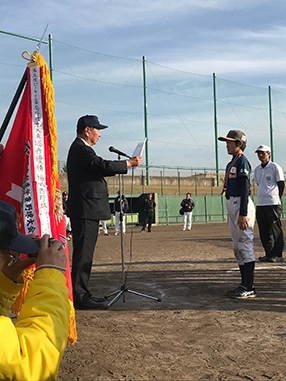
[180,193,195,231]
[254,144,284,263]
[218,130,256,299]
[114,190,129,236]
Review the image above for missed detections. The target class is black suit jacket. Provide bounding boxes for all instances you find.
[67,138,128,220]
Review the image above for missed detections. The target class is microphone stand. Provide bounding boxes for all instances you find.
[105,154,161,307]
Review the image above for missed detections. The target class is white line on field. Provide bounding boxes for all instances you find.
[226,266,286,273]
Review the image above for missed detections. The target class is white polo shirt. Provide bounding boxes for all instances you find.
[254,160,284,206]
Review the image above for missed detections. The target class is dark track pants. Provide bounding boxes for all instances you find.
[256,205,284,258]
[142,213,154,232]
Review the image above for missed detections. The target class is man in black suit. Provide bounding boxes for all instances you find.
[67,115,142,309]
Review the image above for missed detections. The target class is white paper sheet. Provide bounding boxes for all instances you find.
[132,138,147,157]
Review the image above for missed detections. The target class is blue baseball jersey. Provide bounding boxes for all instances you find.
[225,154,251,197]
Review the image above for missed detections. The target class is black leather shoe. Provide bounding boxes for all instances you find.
[258,256,271,262]
[91,295,105,303]
[74,298,107,310]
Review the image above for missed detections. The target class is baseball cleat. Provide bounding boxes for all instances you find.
[227,285,257,299]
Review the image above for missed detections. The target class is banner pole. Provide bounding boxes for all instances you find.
[48,34,53,82]
[0,69,27,142]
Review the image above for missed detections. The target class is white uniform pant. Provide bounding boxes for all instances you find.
[98,220,108,235]
[183,212,193,230]
[115,211,126,234]
[226,196,255,265]
[64,214,71,232]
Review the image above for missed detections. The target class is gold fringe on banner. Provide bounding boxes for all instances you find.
[67,300,77,345]
[11,267,35,314]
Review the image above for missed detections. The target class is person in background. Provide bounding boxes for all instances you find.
[67,115,141,310]
[62,191,72,240]
[114,190,129,236]
[141,193,156,233]
[254,144,284,263]
[0,200,69,381]
[180,193,195,231]
[218,130,256,299]
[99,220,108,235]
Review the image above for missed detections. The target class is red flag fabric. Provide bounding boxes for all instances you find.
[0,53,77,344]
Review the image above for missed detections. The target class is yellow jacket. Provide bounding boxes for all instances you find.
[0,271,23,316]
[0,269,70,381]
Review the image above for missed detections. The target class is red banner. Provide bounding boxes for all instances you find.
[0,54,76,344]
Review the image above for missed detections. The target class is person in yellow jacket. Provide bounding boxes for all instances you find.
[0,200,70,381]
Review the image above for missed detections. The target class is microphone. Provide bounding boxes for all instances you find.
[109,146,131,159]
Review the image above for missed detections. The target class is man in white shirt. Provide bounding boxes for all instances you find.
[254,144,285,263]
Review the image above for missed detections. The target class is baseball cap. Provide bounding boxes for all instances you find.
[0,201,39,255]
[77,115,108,131]
[255,144,271,153]
[218,130,247,144]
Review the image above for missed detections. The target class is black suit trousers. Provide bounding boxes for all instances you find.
[71,218,99,304]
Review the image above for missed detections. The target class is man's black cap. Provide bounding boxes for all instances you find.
[77,115,108,131]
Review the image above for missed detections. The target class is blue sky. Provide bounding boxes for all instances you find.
[1,0,286,172]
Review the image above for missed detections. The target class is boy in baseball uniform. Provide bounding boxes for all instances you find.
[218,130,256,298]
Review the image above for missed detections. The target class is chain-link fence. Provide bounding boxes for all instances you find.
[1,32,286,178]
[58,164,286,197]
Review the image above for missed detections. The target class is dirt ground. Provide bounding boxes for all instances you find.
[57,221,286,381]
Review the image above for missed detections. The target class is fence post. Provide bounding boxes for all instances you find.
[221,195,225,222]
[142,56,150,184]
[268,85,274,161]
[195,173,198,196]
[178,168,181,195]
[213,73,220,187]
[141,170,145,194]
[204,195,208,223]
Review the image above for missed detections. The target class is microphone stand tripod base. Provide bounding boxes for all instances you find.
[105,283,162,308]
